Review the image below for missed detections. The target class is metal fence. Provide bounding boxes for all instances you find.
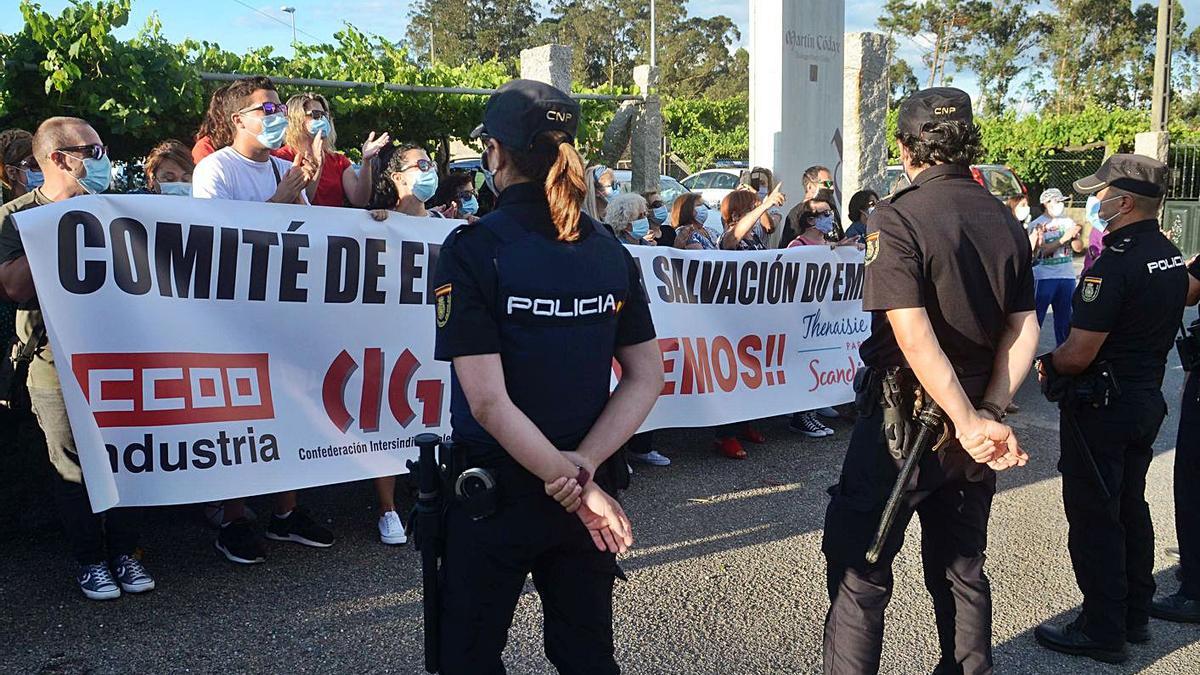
[1169,144,1200,200]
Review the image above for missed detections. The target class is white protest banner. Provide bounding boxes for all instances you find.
[15,196,868,510]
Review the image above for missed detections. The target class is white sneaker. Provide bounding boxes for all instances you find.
[378,511,407,545]
[816,406,840,419]
[629,450,671,466]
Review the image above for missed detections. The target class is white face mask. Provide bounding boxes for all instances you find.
[1014,204,1031,222]
[1046,202,1065,218]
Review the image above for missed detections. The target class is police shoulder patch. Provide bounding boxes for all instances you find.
[435,283,452,328]
[1081,276,1102,302]
[865,231,880,265]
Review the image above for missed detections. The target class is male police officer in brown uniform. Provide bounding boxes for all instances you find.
[1035,155,1186,664]
[821,88,1041,674]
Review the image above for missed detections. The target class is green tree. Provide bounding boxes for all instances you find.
[959,0,1050,114]
[877,0,989,88]
[405,0,536,67]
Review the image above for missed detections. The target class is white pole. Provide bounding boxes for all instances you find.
[650,0,656,68]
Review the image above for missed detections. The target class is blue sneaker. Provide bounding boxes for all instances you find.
[77,562,120,600]
[110,554,155,594]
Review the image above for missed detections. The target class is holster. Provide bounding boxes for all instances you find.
[880,368,921,461]
[1178,320,1200,372]
[1040,354,1122,409]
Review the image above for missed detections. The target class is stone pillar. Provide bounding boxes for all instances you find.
[1135,130,1170,165]
[519,44,573,93]
[630,65,663,195]
[842,32,890,223]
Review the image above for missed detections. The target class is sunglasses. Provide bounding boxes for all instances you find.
[455,190,477,202]
[10,156,39,170]
[305,109,329,120]
[819,180,835,189]
[239,102,288,116]
[400,159,435,173]
[56,144,108,161]
[806,210,833,219]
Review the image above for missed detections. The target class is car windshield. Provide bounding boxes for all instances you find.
[615,175,689,208]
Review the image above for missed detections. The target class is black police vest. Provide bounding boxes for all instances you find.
[449,210,631,453]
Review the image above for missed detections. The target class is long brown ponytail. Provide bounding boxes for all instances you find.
[507,131,586,242]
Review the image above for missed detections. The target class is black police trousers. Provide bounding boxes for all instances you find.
[822,407,996,675]
[1176,372,1200,600]
[438,475,622,675]
[1057,389,1165,644]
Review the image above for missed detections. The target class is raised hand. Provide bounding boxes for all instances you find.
[765,182,787,207]
[575,484,633,553]
[362,131,390,162]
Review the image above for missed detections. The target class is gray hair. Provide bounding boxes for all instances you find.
[605,192,647,230]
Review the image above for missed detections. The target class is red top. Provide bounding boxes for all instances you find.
[272,147,353,207]
[192,136,217,165]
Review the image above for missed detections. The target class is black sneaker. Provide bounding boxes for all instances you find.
[77,562,121,600]
[265,507,334,548]
[216,517,266,564]
[110,554,156,593]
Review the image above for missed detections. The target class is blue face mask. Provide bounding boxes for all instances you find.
[308,117,331,138]
[481,149,498,197]
[410,169,439,203]
[159,182,192,197]
[695,205,709,224]
[1085,195,1107,232]
[653,206,668,223]
[630,217,650,239]
[460,194,479,215]
[23,168,44,189]
[813,213,835,234]
[73,155,112,194]
[250,113,288,150]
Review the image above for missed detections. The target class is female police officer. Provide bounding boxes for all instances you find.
[431,79,664,674]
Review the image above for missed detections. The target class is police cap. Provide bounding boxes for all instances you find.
[470,79,580,150]
[1073,153,1168,198]
[897,87,974,137]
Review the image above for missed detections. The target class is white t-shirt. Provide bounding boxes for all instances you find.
[192,146,309,204]
[1028,214,1078,281]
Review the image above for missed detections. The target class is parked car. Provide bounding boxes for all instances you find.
[680,168,743,208]
[885,163,1027,201]
[611,170,689,211]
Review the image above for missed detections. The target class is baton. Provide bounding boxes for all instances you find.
[865,401,945,565]
[409,433,444,674]
[1059,405,1112,501]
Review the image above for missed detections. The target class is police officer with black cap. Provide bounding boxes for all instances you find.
[1034,154,1187,663]
[430,79,664,674]
[821,87,1040,675]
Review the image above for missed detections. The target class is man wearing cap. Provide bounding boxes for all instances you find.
[1034,154,1186,663]
[821,88,1039,674]
[430,79,661,674]
[1028,188,1084,346]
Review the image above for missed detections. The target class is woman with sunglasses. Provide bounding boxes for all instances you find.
[276,92,390,208]
[368,142,445,223]
[1,129,40,202]
[430,172,482,221]
[844,189,879,242]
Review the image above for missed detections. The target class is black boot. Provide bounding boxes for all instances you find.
[1126,623,1150,644]
[1149,592,1200,623]
[1034,618,1127,664]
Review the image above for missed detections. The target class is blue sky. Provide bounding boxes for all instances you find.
[2,0,1195,102]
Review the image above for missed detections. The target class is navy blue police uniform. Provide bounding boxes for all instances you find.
[1034,154,1187,658]
[1158,257,1200,620]
[821,88,1036,675]
[431,80,656,675]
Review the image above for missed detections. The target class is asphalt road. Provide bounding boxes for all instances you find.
[2,320,1199,674]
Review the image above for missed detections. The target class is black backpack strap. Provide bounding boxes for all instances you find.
[15,321,46,366]
[270,157,282,186]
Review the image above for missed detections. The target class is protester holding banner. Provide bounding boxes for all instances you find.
[191,84,232,165]
[672,192,718,250]
[430,172,482,220]
[275,92,389,208]
[193,76,333,563]
[142,140,194,196]
[0,116,155,600]
[431,79,661,673]
[368,142,444,220]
